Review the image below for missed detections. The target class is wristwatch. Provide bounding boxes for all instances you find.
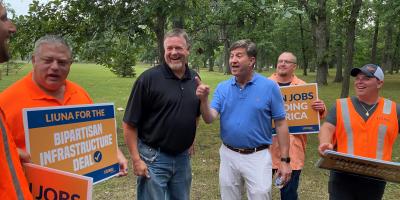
[280,157,291,163]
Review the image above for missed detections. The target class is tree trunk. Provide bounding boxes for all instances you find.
[224,39,230,74]
[300,0,322,74]
[220,24,231,75]
[208,57,214,72]
[333,0,344,83]
[298,12,308,76]
[314,0,329,85]
[259,50,267,72]
[6,62,10,76]
[393,27,400,73]
[340,0,362,98]
[371,14,379,64]
[154,12,166,64]
[383,22,394,74]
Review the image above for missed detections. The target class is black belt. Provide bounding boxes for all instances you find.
[224,143,269,154]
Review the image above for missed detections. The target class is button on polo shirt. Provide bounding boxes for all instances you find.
[123,64,200,155]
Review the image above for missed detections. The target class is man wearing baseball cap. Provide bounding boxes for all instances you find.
[318,64,400,200]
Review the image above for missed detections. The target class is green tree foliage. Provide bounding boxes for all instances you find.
[7,0,400,84]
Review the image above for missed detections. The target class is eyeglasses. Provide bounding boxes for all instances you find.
[278,60,296,65]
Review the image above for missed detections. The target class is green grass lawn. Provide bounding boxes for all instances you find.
[1,63,399,199]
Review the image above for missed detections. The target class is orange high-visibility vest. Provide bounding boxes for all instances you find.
[0,110,32,200]
[335,97,398,161]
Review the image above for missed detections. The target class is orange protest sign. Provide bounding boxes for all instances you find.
[23,103,119,184]
[273,83,320,134]
[24,163,92,200]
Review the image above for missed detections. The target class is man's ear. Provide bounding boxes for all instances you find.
[250,57,256,68]
[31,55,36,65]
[377,80,384,89]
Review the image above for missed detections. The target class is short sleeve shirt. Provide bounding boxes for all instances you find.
[211,73,286,148]
[0,72,93,150]
[123,64,200,154]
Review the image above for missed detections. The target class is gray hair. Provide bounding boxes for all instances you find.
[230,39,257,58]
[164,28,191,49]
[34,35,72,58]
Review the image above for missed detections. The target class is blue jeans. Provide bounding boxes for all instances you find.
[136,141,192,200]
[273,169,301,200]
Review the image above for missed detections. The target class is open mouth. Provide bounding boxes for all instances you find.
[47,74,61,80]
[356,85,366,89]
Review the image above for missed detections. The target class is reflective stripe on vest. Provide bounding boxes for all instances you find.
[0,119,24,200]
[376,99,392,159]
[383,98,392,114]
[339,98,354,154]
[340,98,393,159]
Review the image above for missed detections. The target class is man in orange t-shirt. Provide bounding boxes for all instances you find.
[0,2,32,199]
[269,52,326,200]
[0,35,128,176]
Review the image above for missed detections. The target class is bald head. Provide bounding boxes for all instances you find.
[276,52,297,78]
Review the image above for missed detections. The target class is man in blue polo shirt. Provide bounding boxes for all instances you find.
[196,39,291,200]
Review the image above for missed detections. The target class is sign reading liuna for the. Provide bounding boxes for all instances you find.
[317,150,400,183]
[273,83,320,134]
[23,103,119,184]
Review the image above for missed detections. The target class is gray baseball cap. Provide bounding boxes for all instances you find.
[350,64,384,81]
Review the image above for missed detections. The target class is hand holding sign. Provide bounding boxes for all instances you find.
[117,149,128,177]
[18,148,31,163]
[318,143,334,157]
[311,99,326,115]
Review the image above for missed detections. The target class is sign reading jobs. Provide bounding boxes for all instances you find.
[273,83,320,134]
[23,103,119,184]
[24,163,93,200]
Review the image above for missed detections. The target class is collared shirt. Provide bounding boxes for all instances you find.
[211,73,286,148]
[123,64,200,155]
[0,72,93,150]
[269,73,327,170]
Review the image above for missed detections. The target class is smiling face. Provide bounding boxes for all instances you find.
[229,47,255,81]
[164,36,189,73]
[32,42,72,93]
[276,52,297,77]
[0,5,16,63]
[354,73,383,98]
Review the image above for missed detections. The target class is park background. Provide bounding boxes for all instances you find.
[1,64,399,199]
[1,0,400,199]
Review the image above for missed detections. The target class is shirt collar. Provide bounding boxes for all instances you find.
[161,63,193,80]
[26,71,76,104]
[230,73,258,86]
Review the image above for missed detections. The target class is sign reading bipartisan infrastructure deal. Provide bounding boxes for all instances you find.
[24,163,93,200]
[317,150,400,183]
[23,103,119,184]
[273,83,320,134]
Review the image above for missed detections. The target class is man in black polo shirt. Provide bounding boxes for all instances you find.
[123,28,200,199]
